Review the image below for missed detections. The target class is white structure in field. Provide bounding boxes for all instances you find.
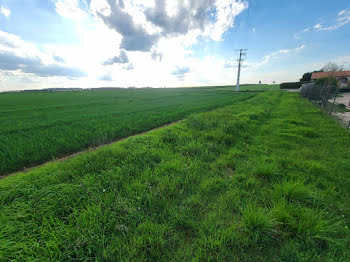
[236,49,247,92]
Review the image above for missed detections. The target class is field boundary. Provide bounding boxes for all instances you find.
[0,120,182,180]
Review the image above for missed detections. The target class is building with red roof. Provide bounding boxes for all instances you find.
[311,71,350,87]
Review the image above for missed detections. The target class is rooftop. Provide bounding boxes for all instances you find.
[311,71,350,80]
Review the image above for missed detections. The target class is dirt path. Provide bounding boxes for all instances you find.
[0,120,182,181]
[333,112,350,128]
[328,93,350,128]
[284,89,300,92]
[333,93,350,109]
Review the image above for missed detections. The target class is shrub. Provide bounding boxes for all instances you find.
[280,82,302,89]
[315,76,337,87]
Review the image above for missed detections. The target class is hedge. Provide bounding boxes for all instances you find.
[280,82,302,89]
[280,81,312,89]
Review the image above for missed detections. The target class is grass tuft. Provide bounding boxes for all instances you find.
[240,204,277,243]
[273,179,318,204]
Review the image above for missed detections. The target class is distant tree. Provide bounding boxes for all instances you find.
[300,70,324,82]
[300,72,312,82]
[322,62,343,73]
[321,62,344,87]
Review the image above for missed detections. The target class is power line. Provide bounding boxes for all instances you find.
[236,49,247,92]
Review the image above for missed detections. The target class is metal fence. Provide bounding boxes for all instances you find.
[300,83,350,129]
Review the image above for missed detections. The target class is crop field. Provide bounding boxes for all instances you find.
[1,91,350,261]
[0,85,270,176]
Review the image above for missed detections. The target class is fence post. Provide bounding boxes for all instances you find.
[304,84,309,98]
[329,86,340,116]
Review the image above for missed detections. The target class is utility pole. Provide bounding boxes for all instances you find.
[236,49,247,92]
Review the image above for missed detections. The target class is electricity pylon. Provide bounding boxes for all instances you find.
[236,49,247,92]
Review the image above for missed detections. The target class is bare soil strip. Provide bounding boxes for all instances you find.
[0,120,181,180]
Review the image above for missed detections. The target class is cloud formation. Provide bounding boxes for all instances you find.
[145,0,213,36]
[293,27,310,39]
[151,49,163,61]
[53,0,88,20]
[227,45,306,71]
[102,50,129,65]
[96,0,158,51]
[294,8,350,40]
[92,0,248,51]
[172,66,190,75]
[123,63,134,70]
[53,55,65,63]
[0,31,86,78]
[253,45,305,68]
[99,74,113,81]
[0,6,11,18]
[314,9,350,31]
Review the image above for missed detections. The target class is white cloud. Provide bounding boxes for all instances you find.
[294,8,350,39]
[102,50,129,65]
[0,30,86,78]
[241,45,306,70]
[98,73,113,81]
[314,23,322,30]
[90,0,248,51]
[1,0,312,90]
[338,9,348,17]
[90,0,111,16]
[29,0,248,89]
[0,6,11,18]
[294,27,310,38]
[314,9,350,31]
[53,0,88,20]
[207,0,248,41]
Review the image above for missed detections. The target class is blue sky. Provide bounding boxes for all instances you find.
[0,0,350,91]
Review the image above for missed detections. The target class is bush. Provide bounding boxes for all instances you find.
[280,82,302,89]
[315,76,337,87]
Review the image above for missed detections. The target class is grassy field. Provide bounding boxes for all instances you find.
[0,85,266,176]
[1,91,349,261]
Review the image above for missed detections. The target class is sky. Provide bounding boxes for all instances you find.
[0,0,350,91]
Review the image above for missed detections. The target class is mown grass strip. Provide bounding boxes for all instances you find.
[1,91,349,261]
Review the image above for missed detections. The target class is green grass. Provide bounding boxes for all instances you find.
[239,84,280,91]
[1,91,349,261]
[193,84,280,92]
[0,86,259,175]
